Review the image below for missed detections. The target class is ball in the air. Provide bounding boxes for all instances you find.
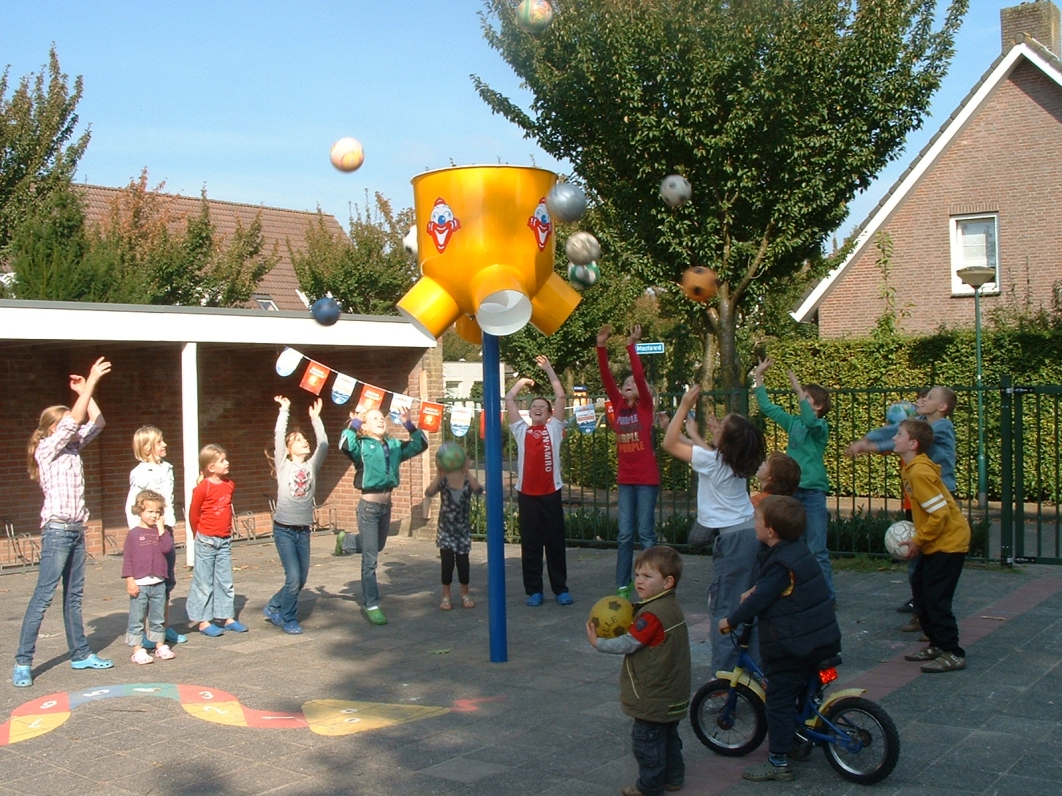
[885,520,916,561]
[680,266,719,302]
[660,174,692,208]
[516,0,554,33]
[311,296,341,326]
[546,183,587,224]
[403,225,418,259]
[435,442,468,473]
[588,595,634,639]
[567,261,600,292]
[565,231,601,265]
[886,400,916,425]
[330,137,365,172]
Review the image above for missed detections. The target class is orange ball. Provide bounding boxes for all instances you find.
[680,266,719,302]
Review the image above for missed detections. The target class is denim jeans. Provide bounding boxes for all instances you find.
[616,484,658,588]
[793,488,835,600]
[127,581,166,646]
[267,523,311,623]
[631,718,684,795]
[185,535,235,622]
[15,522,92,666]
[344,500,391,607]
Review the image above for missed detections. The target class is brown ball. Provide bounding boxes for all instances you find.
[680,266,719,302]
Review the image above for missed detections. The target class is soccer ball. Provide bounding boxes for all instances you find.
[886,400,917,425]
[680,266,719,302]
[435,442,467,473]
[565,231,601,265]
[329,137,364,172]
[660,174,692,208]
[588,595,634,639]
[546,183,587,224]
[311,296,341,326]
[567,261,600,292]
[885,520,916,560]
[403,225,418,259]
[516,0,554,33]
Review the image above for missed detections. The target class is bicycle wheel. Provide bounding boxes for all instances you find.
[689,679,767,756]
[821,697,900,784]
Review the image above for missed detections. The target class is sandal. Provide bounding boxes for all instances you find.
[154,644,176,660]
[131,649,154,665]
[461,595,475,609]
[440,597,452,611]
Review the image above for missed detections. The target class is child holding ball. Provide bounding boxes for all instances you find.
[425,449,482,611]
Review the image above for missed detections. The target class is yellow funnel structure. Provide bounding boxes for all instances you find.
[398,165,581,339]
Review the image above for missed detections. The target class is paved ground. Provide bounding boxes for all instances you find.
[1,533,1060,795]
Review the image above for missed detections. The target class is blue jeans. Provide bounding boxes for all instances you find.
[15,522,92,666]
[631,718,684,795]
[794,488,835,600]
[127,581,166,646]
[268,523,311,623]
[616,484,658,588]
[342,500,391,607]
[185,535,235,623]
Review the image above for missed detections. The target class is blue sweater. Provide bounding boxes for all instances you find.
[866,416,955,492]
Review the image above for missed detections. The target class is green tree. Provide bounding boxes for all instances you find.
[289,194,417,316]
[0,47,90,251]
[476,0,967,387]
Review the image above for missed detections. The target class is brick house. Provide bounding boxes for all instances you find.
[794,1,1062,337]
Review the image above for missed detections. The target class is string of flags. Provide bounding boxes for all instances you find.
[276,347,612,437]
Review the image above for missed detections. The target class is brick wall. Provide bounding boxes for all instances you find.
[0,340,436,566]
[819,61,1062,337]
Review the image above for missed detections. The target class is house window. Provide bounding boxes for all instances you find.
[950,215,999,295]
[253,295,279,311]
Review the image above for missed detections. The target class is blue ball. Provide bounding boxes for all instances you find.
[886,400,916,425]
[311,297,341,326]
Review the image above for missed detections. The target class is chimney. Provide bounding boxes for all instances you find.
[1001,0,1062,57]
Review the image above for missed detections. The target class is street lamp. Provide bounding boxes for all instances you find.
[957,264,995,513]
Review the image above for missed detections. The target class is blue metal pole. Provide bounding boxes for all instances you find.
[481,331,508,662]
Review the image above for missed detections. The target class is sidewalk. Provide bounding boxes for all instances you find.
[1,535,1060,795]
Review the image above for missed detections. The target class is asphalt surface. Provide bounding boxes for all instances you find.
[1,532,1059,795]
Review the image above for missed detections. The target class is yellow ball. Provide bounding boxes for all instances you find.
[588,595,635,639]
[330,137,365,172]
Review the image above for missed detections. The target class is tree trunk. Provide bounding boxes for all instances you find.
[715,294,742,391]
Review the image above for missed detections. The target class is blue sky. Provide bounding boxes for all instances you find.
[0,0,1009,238]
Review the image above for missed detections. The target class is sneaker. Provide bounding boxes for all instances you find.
[526,593,544,607]
[616,583,634,600]
[165,627,188,644]
[153,644,175,660]
[556,592,574,606]
[901,615,921,632]
[282,620,303,635]
[130,649,154,665]
[71,653,113,670]
[263,605,283,627]
[921,652,966,673]
[904,645,942,662]
[334,530,347,556]
[12,664,32,688]
[365,606,388,625]
[896,599,915,613]
[743,762,795,782]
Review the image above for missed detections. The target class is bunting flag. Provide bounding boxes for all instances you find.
[276,347,304,377]
[357,383,386,412]
[574,403,597,435]
[448,404,471,437]
[389,393,414,424]
[331,373,357,405]
[419,401,445,433]
[299,360,332,396]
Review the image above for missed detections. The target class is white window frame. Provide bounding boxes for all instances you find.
[950,214,1000,296]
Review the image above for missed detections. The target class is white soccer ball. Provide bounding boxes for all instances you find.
[402,225,418,259]
[565,231,601,265]
[567,261,600,292]
[885,520,916,561]
[660,174,692,208]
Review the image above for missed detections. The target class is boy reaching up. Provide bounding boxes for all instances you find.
[894,419,970,674]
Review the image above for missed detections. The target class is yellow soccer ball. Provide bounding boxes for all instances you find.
[588,595,635,639]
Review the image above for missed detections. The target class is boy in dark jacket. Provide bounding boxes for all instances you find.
[587,546,691,796]
[720,495,841,783]
[123,490,176,664]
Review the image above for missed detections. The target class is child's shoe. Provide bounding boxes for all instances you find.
[263,605,283,626]
[153,644,176,660]
[165,627,188,644]
[900,615,921,632]
[743,761,795,782]
[904,645,941,661]
[224,620,249,633]
[333,530,347,556]
[130,649,154,665]
[621,786,646,796]
[556,592,574,606]
[617,583,634,600]
[364,606,388,626]
[461,594,475,609]
[282,620,304,635]
[12,665,32,687]
[71,653,113,670]
[200,623,225,637]
[526,593,544,607]
[921,651,966,673]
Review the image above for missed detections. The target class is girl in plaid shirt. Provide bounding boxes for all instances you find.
[14,357,115,688]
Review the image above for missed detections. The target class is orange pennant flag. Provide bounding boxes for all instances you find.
[299,360,331,395]
[418,401,444,433]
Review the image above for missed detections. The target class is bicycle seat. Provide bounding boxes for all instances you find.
[818,655,842,669]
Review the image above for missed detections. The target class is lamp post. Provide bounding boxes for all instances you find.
[957,265,995,512]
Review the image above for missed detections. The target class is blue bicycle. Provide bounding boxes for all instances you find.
[690,626,900,784]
